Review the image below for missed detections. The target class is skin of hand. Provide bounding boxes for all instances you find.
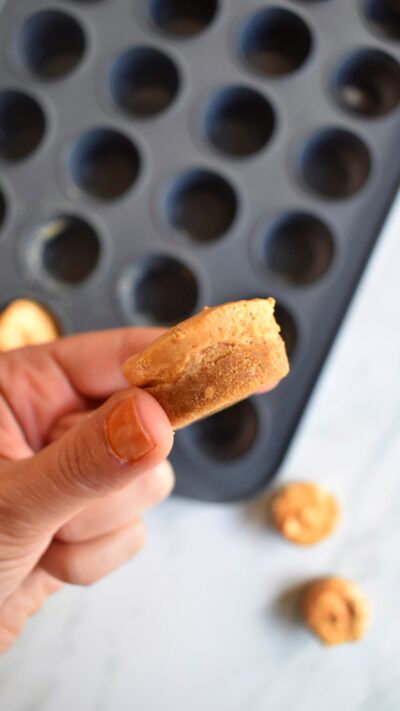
[0,329,175,654]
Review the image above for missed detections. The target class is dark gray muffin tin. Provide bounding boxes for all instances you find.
[0,0,399,501]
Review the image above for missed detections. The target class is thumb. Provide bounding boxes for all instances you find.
[1,389,173,539]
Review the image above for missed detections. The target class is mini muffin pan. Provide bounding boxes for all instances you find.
[0,0,399,501]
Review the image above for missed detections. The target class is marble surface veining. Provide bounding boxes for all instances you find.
[0,193,400,711]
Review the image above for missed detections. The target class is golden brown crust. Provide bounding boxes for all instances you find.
[0,299,59,352]
[270,482,339,545]
[301,577,369,646]
[122,298,289,428]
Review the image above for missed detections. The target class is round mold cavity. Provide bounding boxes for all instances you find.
[364,0,400,40]
[274,302,297,358]
[27,214,101,286]
[119,255,199,326]
[165,169,237,242]
[240,7,313,77]
[0,188,6,232]
[203,86,275,157]
[187,399,260,463]
[0,90,46,162]
[69,128,140,200]
[298,128,371,199]
[332,49,400,118]
[147,0,218,37]
[110,46,179,117]
[17,10,86,80]
[263,212,334,285]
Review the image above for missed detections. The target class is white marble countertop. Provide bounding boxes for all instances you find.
[1,193,400,711]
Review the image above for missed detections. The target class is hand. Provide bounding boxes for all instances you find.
[0,329,174,653]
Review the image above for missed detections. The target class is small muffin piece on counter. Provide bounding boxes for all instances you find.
[0,299,59,351]
[301,577,369,646]
[270,481,339,545]
[122,298,289,429]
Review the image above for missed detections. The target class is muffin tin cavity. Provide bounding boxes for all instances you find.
[203,86,275,157]
[17,10,86,80]
[69,128,140,200]
[332,49,400,118]
[188,399,259,462]
[364,0,400,40]
[165,169,237,242]
[0,90,46,162]
[120,255,198,326]
[299,128,371,199]
[110,47,180,117]
[263,212,334,285]
[240,7,312,77]
[147,0,218,38]
[27,214,100,285]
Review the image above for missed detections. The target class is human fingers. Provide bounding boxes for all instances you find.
[0,328,166,450]
[1,388,173,541]
[47,411,92,444]
[40,518,146,585]
[0,569,62,654]
[56,461,175,543]
[49,327,166,399]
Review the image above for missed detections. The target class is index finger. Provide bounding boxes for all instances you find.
[0,328,165,451]
[50,327,165,399]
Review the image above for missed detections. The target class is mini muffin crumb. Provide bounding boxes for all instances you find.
[301,577,369,645]
[270,481,339,545]
[0,299,59,351]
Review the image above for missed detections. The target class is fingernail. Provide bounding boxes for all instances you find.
[104,396,155,462]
